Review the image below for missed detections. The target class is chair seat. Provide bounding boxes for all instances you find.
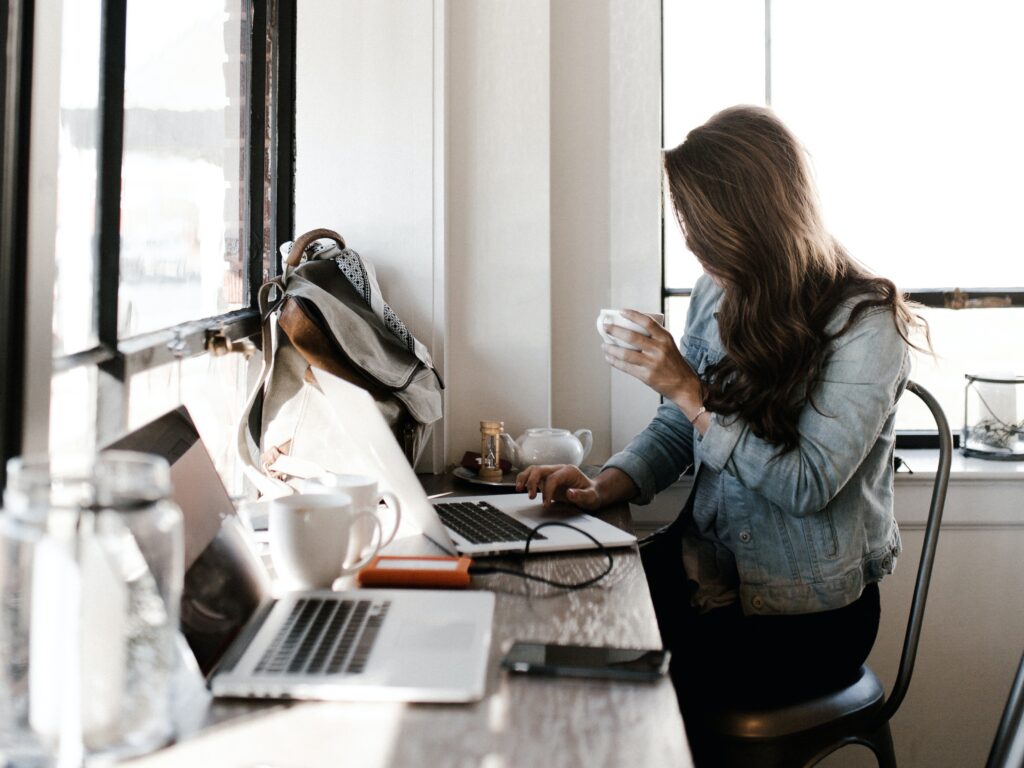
[707,665,886,740]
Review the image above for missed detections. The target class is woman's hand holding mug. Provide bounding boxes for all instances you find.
[599,309,704,425]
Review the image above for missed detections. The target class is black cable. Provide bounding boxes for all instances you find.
[467,521,614,590]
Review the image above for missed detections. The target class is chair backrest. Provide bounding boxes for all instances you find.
[986,649,1024,768]
[877,380,952,724]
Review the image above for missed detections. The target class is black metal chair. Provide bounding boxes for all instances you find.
[700,380,952,767]
[986,649,1024,768]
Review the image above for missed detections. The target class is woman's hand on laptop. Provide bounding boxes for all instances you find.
[516,465,602,510]
[516,465,640,511]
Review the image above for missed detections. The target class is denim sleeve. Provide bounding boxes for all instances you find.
[603,401,695,505]
[698,308,909,517]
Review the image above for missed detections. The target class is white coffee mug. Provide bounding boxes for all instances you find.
[596,308,666,351]
[269,492,383,590]
[309,473,402,553]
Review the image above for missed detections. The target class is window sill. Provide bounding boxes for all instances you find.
[892,448,1024,528]
[894,448,1024,484]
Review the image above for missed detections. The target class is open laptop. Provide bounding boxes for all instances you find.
[268,368,637,558]
[109,407,494,703]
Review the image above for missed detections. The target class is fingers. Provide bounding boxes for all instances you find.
[602,342,644,365]
[601,326,646,351]
[601,312,670,352]
[514,464,592,508]
[619,309,670,342]
[536,466,577,507]
[515,464,561,498]
[618,308,658,333]
[538,465,585,506]
[603,351,649,382]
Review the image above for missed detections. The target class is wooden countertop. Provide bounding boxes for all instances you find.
[128,473,692,768]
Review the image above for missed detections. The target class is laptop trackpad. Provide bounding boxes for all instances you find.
[398,621,475,652]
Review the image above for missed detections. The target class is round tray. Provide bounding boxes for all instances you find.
[452,466,520,489]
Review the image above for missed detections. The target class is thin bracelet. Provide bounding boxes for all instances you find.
[689,405,707,425]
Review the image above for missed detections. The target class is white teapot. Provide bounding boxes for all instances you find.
[501,427,593,469]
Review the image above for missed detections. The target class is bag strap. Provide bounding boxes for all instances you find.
[285,228,346,268]
[235,276,294,498]
[236,228,363,496]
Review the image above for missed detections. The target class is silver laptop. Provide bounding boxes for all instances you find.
[274,368,637,558]
[110,408,494,703]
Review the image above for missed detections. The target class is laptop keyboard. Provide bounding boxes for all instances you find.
[434,500,547,544]
[255,597,390,676]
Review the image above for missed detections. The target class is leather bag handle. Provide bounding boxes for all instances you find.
[286,228,346,268]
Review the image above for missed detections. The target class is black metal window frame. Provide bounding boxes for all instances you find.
[1,0,35,490]
[33,0,295,451]
[659,0,1024,449]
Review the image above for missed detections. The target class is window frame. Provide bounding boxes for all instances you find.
[48,0,296,448]
[659,0,1024,449]
[0,0,35,490]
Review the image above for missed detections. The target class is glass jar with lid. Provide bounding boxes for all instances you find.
[962,374,1024,460]
[2,451,184,764]
[0,477,50,766]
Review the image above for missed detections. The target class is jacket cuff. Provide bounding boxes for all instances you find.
[698,414,744,473]
[602,450,656,505]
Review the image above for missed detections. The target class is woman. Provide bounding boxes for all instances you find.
[517,106,927,723]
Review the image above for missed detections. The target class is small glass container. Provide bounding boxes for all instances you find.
[0,489,51,767]
[962,374,1024,460]
[479,421,505,480]
[3,451,184,765]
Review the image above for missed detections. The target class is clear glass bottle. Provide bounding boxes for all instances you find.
[2,451,184,765]
[962,374,1024,460]
[0,487,52,767]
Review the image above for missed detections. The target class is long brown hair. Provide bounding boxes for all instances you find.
[663,105,927,451]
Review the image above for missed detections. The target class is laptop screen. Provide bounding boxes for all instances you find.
[108,407,271,675]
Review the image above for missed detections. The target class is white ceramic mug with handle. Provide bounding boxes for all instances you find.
[311,473,402,561]
[269,492,383,590]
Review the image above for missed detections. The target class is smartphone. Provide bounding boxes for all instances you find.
[500,642,671,682]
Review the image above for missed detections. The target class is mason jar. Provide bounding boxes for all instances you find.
[0,484,52,767]
[3,451,184,765]
[962,374,1024,460]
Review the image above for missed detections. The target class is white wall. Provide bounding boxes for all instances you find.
[448,0,662,464]
[296,0,662,470]
[606,0,663,454]
[445,0,553,462]
[295,0,439,466]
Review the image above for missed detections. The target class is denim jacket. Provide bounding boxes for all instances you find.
[606,274,908,615]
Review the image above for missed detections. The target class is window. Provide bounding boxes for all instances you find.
[41,0,295,490]
[662,0,1024,435]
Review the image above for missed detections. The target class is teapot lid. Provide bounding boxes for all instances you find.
[523,427,570,436]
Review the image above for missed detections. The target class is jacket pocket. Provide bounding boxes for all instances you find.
[813,509,839,560]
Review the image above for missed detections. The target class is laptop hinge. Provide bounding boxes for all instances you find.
[208,597,278,679]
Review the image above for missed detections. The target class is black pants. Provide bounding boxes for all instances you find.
[640,528,880,758]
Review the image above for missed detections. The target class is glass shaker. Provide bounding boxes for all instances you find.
[3,451,184,766]
[962,373,1024,460]
[0,483,51,767]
